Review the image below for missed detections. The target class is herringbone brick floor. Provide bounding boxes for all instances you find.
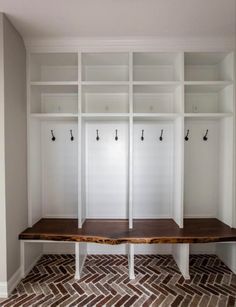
[0,254,235,306]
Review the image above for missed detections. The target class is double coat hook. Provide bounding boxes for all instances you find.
[184,129,209,141]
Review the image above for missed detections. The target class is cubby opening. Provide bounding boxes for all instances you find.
[184,117,234,226]
[29,119,78,224]
[82,85,129,113]
[30,53,78,82]
[81,119,129,219]
[133,52,182,82]
[184,84,233,114]
[133,118,182,222]
[82,53,129,82]
[184,52,233,81]
[133,84,182,113]
[30,85,78,114]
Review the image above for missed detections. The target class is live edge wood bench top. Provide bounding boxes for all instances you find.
[19,218,236,244]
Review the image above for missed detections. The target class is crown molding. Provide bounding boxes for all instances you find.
[24,36,235,52]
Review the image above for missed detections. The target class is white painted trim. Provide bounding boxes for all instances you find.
[7,268,22,297]
[172,244,190,280]
[75,243,87,279]
[0,259,41,299]
[128,244,135,280]
[24,36,235,53]
[216,243,236,274]
[23,254,42,278]
[0,282,8,299]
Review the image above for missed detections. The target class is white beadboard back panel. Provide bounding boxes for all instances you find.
[184,119,219,217]
[133,121,174,218]
[41,121,78,217]
[86,121,129,218]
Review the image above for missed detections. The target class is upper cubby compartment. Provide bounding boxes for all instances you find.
[30,53,78,82]
[82,85,129,113]
[133,84,182,113]
[82,53,129,82]
[30,84,78,114]
[185,84,233,114]
[184,52,233,82]
[133,52,182,82]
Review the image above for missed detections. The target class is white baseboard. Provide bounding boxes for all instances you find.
[23,253,42,277]
[0,282,8,298]
[0,253,43,299]
[7,267,22,296]
[0,268,22,298]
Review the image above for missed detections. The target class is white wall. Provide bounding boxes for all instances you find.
[3,14,28,280]
[0,13,7,286]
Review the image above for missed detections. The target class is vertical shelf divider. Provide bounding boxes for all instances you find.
[78,51,83,228]
[129,51,133,229]
[173,52,184,228]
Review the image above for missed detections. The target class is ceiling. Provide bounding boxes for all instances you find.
[0,0,235,40]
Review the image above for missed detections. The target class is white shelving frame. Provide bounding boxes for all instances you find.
[26,50,236,279]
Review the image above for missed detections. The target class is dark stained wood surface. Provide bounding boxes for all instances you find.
[19,218,236,244]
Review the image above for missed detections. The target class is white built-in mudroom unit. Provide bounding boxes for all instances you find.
[19,50,236,280]
[0,10,236,299]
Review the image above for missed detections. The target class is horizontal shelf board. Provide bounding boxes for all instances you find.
[82,113,130,121]
[19,218,236,244]
[184,113,233,119]
[184,81,233,86]
[31,81,78,86]
[31,113,78,120]
[133,113,180,120]
[82,81,129,86]
[184,83,233,93]
[133,81,181,86]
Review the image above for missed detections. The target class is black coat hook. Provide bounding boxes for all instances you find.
[115,129,118,141]
[70,130,74,141]
[159,129,163,141]
[141,129,144,141]
[203,129,208,141]
[185,129,189,141]
[51,130,56,141]
[96,129,100,141]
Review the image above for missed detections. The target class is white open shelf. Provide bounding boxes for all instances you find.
[133,52,182,82]
[133,84,182,113]
[30,84,78,114]
[184,113,233,119]
[184,52,233,82]
[185,84,233,114]
[82,85,129,113]
[30,53,78,82]
[133,113,179,121]
[82,53,129,82]
[82,113,129,121]
[31,113,78,121]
